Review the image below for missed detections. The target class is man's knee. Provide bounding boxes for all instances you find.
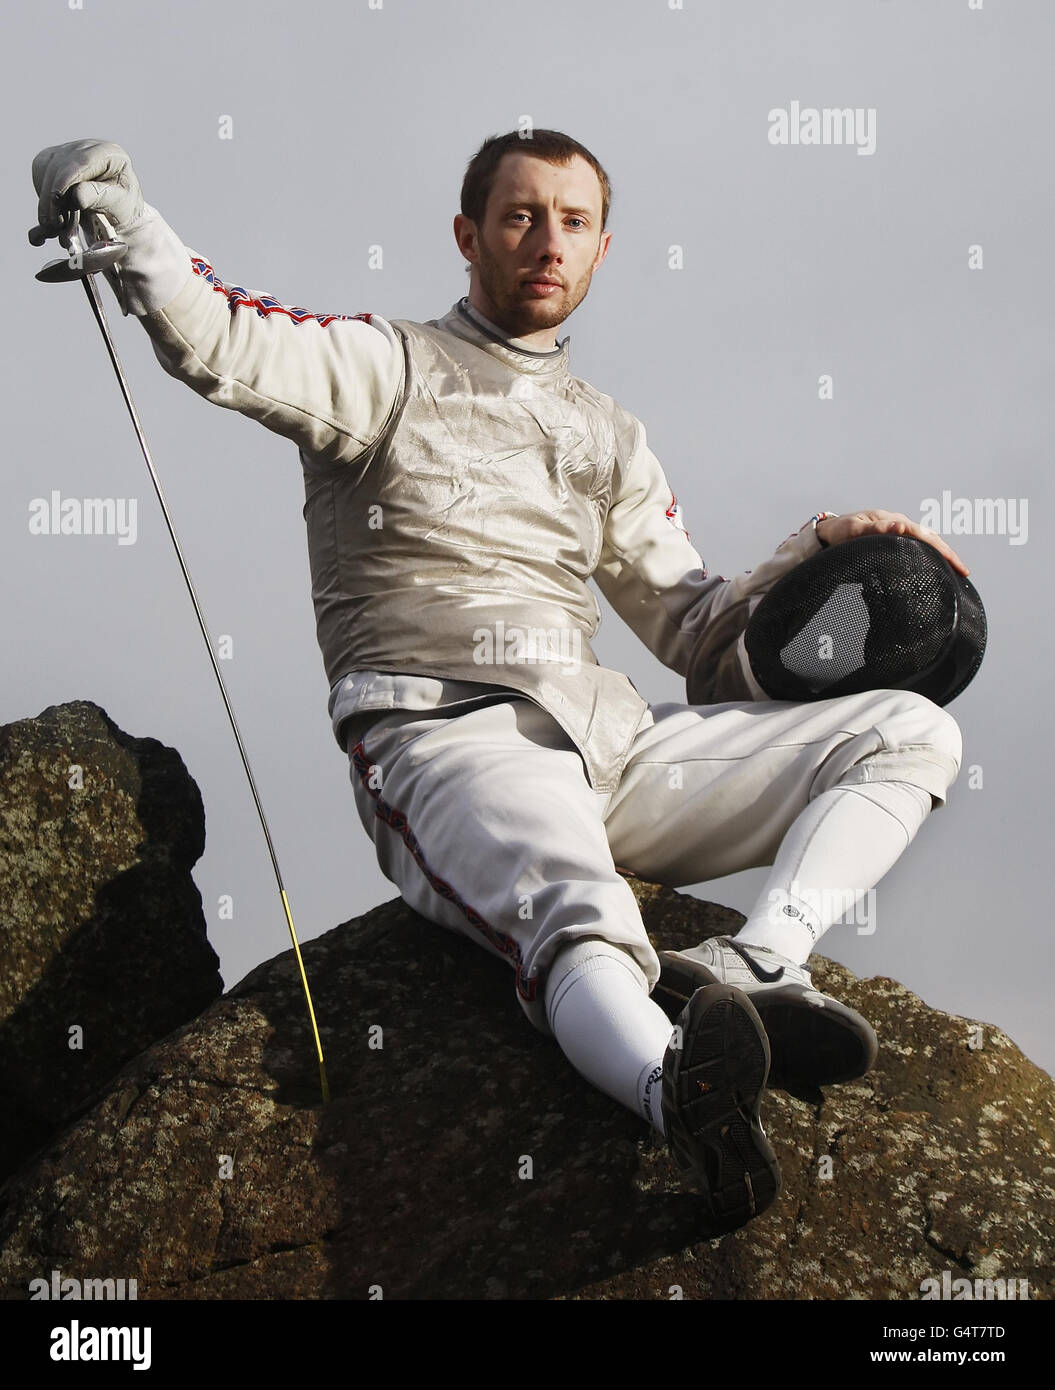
[813,689,963,809]
[878,690,962,767]
[848,690,963,806]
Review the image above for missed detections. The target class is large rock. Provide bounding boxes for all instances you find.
[0,877,1050,1301]
[0,701,222,1180]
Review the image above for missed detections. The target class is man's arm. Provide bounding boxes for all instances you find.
[593,413,830,702]
[102,206,405,467]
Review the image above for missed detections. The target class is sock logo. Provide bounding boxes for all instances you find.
[642,1064,663,1125]
[783,905,818,941]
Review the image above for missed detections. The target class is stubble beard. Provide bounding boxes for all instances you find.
[473,233,593,341]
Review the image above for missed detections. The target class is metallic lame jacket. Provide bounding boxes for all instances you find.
[105,206,826,793]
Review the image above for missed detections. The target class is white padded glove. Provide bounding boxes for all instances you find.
[31,138,148,243]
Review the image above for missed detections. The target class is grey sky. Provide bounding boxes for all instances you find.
[5,0,1052,1077]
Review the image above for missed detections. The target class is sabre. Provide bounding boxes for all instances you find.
[30,210,330,1105]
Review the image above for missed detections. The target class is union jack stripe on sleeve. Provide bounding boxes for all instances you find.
[665,490,691,541]
[190,255,369,329]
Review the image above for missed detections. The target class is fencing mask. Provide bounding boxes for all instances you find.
[737,533,986,707]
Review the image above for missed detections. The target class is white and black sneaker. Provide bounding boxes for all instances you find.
[661,983,782,1235]
[655,936,879,1089]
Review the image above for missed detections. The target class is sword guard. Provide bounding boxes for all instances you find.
[34,208,128,282]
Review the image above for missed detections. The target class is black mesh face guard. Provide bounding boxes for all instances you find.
[743,533,986,706]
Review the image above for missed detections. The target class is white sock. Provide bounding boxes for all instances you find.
[736,781,933,965]
[544,939,672,1136]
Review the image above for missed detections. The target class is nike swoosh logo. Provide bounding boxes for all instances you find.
[725,937,784,983]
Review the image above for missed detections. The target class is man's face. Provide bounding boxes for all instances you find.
[454,152,611,346]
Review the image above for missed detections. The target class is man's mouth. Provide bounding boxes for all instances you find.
[523,278,563,296]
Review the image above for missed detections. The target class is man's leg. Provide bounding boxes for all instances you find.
[344,696,673,1118]
[603,687,960,891]
[734,781,933,961]
[345,695,781,1227]
[601,687,962,1083]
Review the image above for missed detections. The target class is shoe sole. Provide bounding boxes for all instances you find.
[662,984,782,1234]
[656,954,879,1089]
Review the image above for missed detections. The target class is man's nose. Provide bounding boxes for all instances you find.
[532,214,564,259]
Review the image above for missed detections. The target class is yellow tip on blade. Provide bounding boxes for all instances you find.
[281,889,330,1106]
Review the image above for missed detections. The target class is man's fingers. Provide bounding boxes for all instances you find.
[31,140,130,234]
[916,526,970,577]
[835,510,970,577]
[32,145,79,227]
[874,512,970,577]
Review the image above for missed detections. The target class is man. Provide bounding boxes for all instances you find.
[31,131,965,1235]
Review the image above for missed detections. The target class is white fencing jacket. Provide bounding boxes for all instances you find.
[105,207,828,793]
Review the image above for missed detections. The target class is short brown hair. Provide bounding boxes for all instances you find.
[460,129,612,233]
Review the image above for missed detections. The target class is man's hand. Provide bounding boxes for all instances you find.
[30,139,146,245]
[816,509,969,577]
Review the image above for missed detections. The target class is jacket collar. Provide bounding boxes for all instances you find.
[433,297,571,377]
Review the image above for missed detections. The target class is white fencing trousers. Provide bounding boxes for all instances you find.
[343,687,962,1036]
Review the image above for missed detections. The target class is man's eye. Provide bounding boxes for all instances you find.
[509,213,587,228]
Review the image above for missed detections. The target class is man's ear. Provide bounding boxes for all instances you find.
[453,213,477,263]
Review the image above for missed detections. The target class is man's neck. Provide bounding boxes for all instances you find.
[462,297,560,354]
